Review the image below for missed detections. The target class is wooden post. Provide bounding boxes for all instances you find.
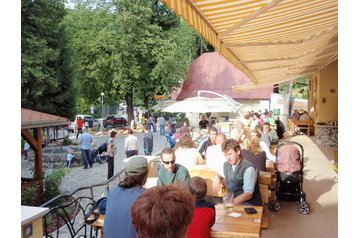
[33,127,44,201]
[21,128,44,203]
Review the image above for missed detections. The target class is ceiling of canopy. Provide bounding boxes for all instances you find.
[160,0,338,91]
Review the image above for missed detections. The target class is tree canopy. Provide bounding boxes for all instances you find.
[21,0,76,118]
[21,0,212,121]
[63,0,202,122]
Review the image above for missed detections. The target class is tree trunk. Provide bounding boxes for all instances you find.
[282,80,293,128]
[125,91,134,128]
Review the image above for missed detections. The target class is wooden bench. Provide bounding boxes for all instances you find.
[258,171,276,229]
[188,168,226,197]
[288,117,314,136]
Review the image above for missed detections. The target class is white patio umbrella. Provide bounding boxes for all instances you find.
[161,96,241,113]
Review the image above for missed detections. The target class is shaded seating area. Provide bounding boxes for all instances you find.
[21,108,70,203]
[287,117,315,136]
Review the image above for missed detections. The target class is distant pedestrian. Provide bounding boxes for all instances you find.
[88,117,94,132]
[124,129,139,158]
[147,114,156,133]
[23,142,30,160]
[168,116,176,134]
[107,129,117,179]
[76,117,84,139]
[79,128,93,169]
[157,115,165,136]
[143,124,153,156]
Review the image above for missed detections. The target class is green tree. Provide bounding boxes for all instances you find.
[63,0,198,123]
[21,0,76,118]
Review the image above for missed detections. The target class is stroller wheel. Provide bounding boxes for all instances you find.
[269,201,281,212]
[298,202,310,214]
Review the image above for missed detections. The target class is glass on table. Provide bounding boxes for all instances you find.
[223,192,234,210]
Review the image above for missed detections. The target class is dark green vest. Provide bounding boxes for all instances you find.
[224,159,262,206]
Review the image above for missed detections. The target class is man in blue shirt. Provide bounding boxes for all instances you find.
[79,128,93,169]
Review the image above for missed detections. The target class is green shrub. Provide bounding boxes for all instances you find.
[43,168,69,202]
[21,185,40,206]
[62,135,72,145]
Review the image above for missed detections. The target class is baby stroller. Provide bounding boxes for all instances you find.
[269,141,310,214]
[91,142,108,164]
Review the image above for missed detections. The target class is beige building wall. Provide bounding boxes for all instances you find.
[309,59,338,123]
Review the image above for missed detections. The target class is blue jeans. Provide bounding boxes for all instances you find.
[81,149,92,168]
[159,124,165,135]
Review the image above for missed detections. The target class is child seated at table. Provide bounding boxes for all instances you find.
[187,176,216,238]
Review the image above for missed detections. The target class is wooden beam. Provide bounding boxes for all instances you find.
[220,0,284,37]
[33,127,44,201]
[224,35,338,48]
[21,129,39,151]
[22,127,44,202]
[242,51,337,64]
[252,64,319,72]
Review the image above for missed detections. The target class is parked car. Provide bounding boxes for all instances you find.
[103,115,127,128]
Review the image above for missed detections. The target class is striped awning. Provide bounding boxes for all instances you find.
[160,0,338,91]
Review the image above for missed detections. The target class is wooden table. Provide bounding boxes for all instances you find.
[91,205,263,238]
[211,204,263,238]
[92,214,105,238]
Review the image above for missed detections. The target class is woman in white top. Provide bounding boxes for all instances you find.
[174,133,205,169]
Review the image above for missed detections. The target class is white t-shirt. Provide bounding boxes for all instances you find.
[175,147,204,169]
[205,144,226,177]
[124,135,139,151]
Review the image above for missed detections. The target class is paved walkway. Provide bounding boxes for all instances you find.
[21,130,167,195]
[262,135,338,238]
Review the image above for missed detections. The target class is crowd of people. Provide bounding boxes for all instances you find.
[58,108,295,237]
[92,108,292,238]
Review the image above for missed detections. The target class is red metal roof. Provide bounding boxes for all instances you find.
[175,52,272,100]
[21,108,70,129]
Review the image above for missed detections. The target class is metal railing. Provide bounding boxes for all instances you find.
[40,168,125,238]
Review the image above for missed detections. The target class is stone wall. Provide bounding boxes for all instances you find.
[27,144,83,169]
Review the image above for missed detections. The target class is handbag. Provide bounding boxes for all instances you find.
[84,197,107,225]
[84,189,108,225]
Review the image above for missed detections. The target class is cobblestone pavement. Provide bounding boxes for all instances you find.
[21,130,167,195]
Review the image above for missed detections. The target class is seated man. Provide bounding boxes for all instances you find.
[157,148,191,186]
[260,122,279,148]
[216,139,262,206]
[205,133,227,177]
[197,126,218,159]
